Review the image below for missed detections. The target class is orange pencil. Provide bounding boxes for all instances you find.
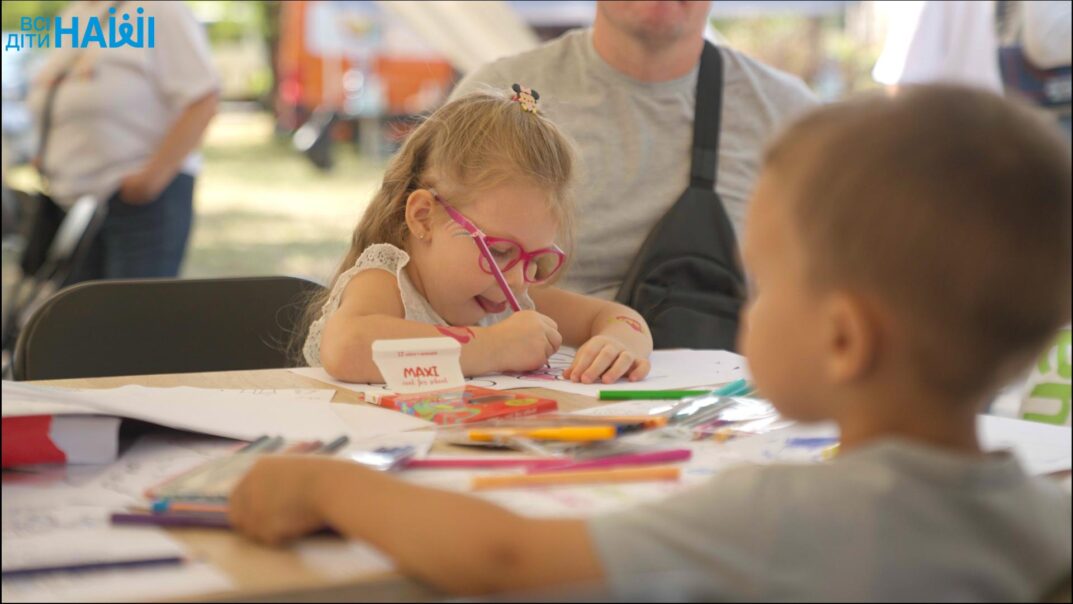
[147,501,229,514]
[471,465,681,491]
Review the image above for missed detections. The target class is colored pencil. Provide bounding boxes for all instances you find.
[402,457,566,470]
[526,448,692,473]
[471,465,681,491]
[111,511,232,529]
[150,500,229,514]
[316,435,350,454]
[1,555,184,578]
[599,389,709,400]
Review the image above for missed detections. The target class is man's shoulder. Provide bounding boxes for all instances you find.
[452,29,589,98]
[717,45,817,110]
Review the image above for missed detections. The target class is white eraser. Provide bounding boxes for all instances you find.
[371,337,465,393]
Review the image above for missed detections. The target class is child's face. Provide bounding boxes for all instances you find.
[739,172,835,422]
[420,184,560,326]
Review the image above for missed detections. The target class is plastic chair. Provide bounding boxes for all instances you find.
[12,276,325,381]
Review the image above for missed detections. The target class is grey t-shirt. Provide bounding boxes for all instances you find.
[588,439,1072,601]
[451,29,816,299]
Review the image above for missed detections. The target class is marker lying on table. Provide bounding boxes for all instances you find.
[111,511,339,536]
[471,465,681,490]
[713,379,753,397]
[402,457,567,470]
[525,448,692,473]
[151,500,229,514]
[467,425,635,443]
[599,380,754,401]
[403,447,689,471]
[599,389,709,401]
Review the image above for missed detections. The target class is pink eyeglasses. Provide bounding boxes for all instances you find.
[430,191,566,311]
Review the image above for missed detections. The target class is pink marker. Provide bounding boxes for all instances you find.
[525,449,693,474]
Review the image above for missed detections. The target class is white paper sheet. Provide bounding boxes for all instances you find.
[291,348,748,399]
[1,561,232,603]
[3,383,430,442]
[703,415,1073,476]
[979,414,1072,476]
[1,385,334,419]
[294,539,395,580]
[340,427,437,460]
[1,507,185,574]
[1,433,240,601]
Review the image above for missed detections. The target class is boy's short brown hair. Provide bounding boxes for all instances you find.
[764,85,1072,400]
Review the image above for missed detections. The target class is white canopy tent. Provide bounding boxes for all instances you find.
[375,1,541,74]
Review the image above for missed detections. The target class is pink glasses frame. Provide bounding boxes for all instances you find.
[430,192,566,286]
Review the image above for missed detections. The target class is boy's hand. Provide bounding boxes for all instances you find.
[488,310,563,371]
[228,456,332,545]
[564,334,651,384]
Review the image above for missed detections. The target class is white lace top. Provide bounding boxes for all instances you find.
[302,243,535,367]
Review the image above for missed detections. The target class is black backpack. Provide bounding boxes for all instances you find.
[616,42,746,351]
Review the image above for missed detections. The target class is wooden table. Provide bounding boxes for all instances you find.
[32,369,604,603]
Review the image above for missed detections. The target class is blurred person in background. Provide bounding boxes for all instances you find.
[26,1,219,282]
[997,0,1072,138]
[451,0,816,302]
[873,1,1004,92]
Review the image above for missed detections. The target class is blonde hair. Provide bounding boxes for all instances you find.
[292,90,577,363]
[764,84,1072,400]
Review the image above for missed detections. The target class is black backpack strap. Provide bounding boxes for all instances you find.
[691,41,724,190]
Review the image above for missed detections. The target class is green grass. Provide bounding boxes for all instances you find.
[2,110,386,316]
[185,111,387,284]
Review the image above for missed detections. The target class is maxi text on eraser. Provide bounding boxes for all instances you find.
[371,337,465,394]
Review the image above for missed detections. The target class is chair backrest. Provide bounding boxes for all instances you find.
[13,276,325,381]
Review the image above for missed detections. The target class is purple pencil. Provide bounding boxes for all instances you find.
[111,511,232,529]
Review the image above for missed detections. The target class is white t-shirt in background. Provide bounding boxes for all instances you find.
[27,1,219,207]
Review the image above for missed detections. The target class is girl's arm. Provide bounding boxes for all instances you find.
[320,270,559,382]
[229,456,604,595]
[530,287,653,383]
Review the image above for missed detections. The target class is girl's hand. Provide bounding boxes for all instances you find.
[488,310,563,372]
[564,334,651,384]
[228,456,333,545]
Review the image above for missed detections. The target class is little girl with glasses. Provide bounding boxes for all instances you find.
[300,87,653,384]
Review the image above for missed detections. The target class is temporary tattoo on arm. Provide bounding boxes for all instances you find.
[437,325,477,344]
[610,315,644,334]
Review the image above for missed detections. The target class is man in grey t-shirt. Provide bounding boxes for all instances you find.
[451,1,816,300]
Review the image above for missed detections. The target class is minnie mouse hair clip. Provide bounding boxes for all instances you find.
[511,83,540,114]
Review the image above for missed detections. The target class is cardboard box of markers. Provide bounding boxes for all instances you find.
[369,337,560,425]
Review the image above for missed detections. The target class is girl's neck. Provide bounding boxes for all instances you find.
[402,243,428,299]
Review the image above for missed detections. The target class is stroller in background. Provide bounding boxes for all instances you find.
[1,189,107,379]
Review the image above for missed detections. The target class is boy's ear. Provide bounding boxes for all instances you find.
[823,291,881,385]
[404,189,435,241]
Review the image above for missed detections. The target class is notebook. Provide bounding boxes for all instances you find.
[373,385,558,425]
[1,414,122,468]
